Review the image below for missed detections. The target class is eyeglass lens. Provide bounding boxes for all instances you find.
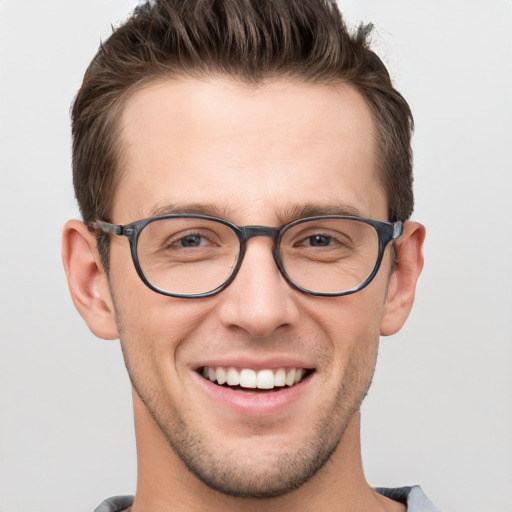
[135,217,381,296]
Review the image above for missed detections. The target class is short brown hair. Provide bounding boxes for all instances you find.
[72,0,414,269]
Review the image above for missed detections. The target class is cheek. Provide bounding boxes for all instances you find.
[114,292,210,353]
[305,288,385,378]
[309,286,385,340]
[110,270,219,389]
[109,243,210,344]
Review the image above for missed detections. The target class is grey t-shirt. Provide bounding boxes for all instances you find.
[93,485,442,511]
[377,486,443,511]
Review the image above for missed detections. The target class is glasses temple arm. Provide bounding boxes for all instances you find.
[91,220,124,236]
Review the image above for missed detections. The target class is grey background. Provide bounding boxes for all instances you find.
[1,1,511,511]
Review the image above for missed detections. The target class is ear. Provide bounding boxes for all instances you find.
[62,220,119,340]
[380,221,426,336]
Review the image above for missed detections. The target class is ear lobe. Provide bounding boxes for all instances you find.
[62,220,119,340]
[380,221,426,336]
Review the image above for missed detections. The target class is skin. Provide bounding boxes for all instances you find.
[63,78,425,512]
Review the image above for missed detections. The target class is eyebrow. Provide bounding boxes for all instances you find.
[150,202,230,218]
[148,202,365,225]
[276,203,365,223]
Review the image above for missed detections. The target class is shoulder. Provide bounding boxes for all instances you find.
[376,486,443,512]
[93,495,134,512]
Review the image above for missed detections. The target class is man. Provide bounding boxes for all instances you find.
[62,0,435,510]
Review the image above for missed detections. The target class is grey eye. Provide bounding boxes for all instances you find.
[176,235,205,247]
[307,235,332,247]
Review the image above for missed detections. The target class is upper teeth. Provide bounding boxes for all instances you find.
[202,366,305,389]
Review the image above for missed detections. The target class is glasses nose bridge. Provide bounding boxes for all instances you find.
[237,225,282,271]
[240,225,280,242]
[236,226,284,284]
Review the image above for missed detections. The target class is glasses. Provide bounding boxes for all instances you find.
[92,214,403,299]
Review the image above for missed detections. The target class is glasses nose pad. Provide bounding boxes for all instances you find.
[271,239,291,284]
[225,240,247,285]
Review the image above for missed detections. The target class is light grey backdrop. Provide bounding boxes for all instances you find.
[1,1,511,511]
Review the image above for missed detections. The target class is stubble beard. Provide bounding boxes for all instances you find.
[122,346,375,499]
[111,283,377,499]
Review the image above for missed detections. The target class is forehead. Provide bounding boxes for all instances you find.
[114,77,386,224]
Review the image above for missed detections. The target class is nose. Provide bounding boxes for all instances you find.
[217,238,300,337]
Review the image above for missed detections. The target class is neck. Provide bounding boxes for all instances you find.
[129,391,403,512]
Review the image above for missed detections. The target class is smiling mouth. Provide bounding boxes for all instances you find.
[199,366,313,391]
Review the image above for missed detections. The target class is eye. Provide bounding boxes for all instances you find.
[174,234,210,248]
[295,232,347,249]
[304,234,333,247]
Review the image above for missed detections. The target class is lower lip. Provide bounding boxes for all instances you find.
[194,371,313,417]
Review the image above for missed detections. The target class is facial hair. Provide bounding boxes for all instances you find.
[120,336,376,499]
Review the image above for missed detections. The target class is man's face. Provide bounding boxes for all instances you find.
[108,78,392,497]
